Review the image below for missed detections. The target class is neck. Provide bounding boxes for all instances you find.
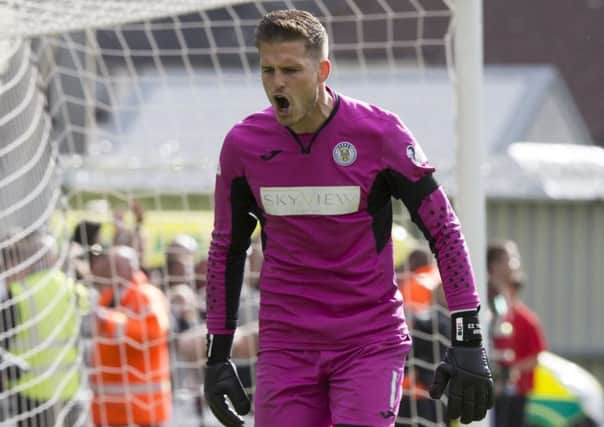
[317,85,334,119]
[290,85,334,134]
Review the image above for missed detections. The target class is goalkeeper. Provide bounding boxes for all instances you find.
[204,9,493,427]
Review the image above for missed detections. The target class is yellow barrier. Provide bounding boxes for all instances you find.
[53,210,416,269]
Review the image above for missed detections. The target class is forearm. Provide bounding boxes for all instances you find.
[388,161,480,311]
[206,239,247,333]
[415,188,480,311]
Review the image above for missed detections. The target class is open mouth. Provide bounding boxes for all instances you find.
[274,95,290,112]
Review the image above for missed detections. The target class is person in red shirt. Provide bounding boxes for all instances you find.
[488,241,547,427]
[505,274,548,391]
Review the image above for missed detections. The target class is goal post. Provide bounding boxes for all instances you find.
[0,1,487,426]
[454,1,489,426]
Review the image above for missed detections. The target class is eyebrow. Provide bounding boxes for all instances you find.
[261,63,303,70]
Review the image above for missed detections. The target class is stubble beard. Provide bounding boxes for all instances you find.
[288,90,320,132]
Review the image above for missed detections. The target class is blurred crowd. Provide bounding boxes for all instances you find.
[0,201,263,427]
[0,201,547,426]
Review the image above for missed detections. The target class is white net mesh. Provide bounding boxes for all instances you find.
[0,1,457,425]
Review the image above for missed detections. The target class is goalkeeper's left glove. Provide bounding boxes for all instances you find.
[429,308,494,424]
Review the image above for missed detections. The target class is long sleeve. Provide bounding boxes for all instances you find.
[382,119,480,311]
[206,130,259,334]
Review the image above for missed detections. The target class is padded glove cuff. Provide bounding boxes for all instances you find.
[451,308,482,347]
[207,334,234,364]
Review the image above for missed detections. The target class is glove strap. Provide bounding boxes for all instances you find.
[207,334,234,364]
[451,308,483,347]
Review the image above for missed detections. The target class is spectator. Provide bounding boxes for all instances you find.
[164,235,205,358]
[165,234,199,290]
[113,200,146,268]
[167,282,207,419]
[0,231,87,427]
[168,284,206,365]
[487,239,522,371]
[398,248,442,313]
[488,240,547,427]
[69,219,102,280]
[72,220,102,249]
[89,245,171,427]
[397,247,449,427]
[505,272,547,394]
[163,235,206,415]
[487,240,521,315]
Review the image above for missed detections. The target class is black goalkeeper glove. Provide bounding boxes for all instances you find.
[429,309,494,424]
[204,335,251,427]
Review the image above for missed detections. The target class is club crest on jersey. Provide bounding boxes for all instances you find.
[406,144,428,166]
[333,142,357,166]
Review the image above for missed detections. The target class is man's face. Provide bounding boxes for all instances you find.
[490,251,520,288]
[259,40,325,132]
[167,253,195,286]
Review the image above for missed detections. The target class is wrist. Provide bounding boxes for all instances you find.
[207,334,234,364]
[451,308,483,347]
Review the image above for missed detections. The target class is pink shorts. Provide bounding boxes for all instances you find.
[254,338,411,427]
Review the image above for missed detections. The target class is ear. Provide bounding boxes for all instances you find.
[318,58,331,83]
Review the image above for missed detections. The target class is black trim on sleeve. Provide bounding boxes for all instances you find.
[388,171,439,213]
[367,171,394,254]
[225,177,259,329]
[385,170,439,250]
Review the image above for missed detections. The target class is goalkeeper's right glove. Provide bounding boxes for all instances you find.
[204,334,251,427]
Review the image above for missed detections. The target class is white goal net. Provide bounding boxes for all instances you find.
[0,1,460,426]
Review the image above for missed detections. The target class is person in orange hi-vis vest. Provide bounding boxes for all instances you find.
[398,248,444,313]
[89,245,172,427]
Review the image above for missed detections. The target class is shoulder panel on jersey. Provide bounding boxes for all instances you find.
[385,169,439,251]
[236,106,282,134]
[337,91,400,123]
[381,119,435,182]
[387,170,439,214]
[225,107,281,146]
[219,128,246,179]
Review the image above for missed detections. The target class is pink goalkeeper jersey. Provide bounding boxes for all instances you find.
[206,88,479,350]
